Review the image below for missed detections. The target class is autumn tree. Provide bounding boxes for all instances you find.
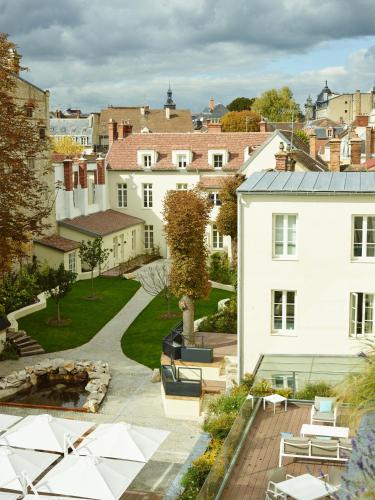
[79,237,110,298]
[221,110,261,132]
[52,136,85,155]
[0,33,53,269]
[163,189,211,343]
[227,97,255,112]
[294,128,310,146]
[39,264,76,325]
[252,86,301,122]
[216,174,245,268]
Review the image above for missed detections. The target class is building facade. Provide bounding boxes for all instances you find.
[237,171,375,384]
[50,113,100,153]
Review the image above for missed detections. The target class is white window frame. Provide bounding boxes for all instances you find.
[208,149,228,168]
[352,215,375,260]
[80,136,88,146]
[68,252,76,273]
[143,183,153,208]
[271,290,296,334]
[350,292,375,338]
[273,214,298,259]
[144,225,154,249]
[172,150,192,168]
[117,183,127,208]
[137,150,157,169]
[212,225,223,249]
[272,374,297,391]
[209,191,221,207]
[176,183,188,190]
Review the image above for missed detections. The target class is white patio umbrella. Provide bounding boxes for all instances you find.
[0,494,19,500]
[75,422,169,462]
[0,414,93,453]
[0,413,23,432]
[23,496,88,499]
[36,455,144,500]
[0,446,59,492]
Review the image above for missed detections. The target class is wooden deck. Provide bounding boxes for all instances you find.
[221,403,346,500]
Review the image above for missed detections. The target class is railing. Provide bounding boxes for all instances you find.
[196,397,260,500]
[162,321,213,362]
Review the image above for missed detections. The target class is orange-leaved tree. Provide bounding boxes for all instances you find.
[215,174,245,268]
[0,33,53,271]
[221,110,260,132]
[163,189,211,343]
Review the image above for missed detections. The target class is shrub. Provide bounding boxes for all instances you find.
[204,412,237,440]
[240,373,255,392]
[208,387,247,415]
[0,270,41,314]
[248,379,292,398]
[0,341,19,361]
[209,252,234,285]
[198,297,237,334]
[295,381,334,400]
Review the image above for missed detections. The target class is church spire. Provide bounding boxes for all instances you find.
[164,83,176,110]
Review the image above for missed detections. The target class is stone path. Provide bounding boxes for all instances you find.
[0,261,203,496]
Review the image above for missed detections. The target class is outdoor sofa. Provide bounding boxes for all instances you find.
[279,436,352,467]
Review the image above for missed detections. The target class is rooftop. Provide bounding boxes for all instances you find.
[238,171,375,194]
[34,235,81,253]
[59,210,144,237]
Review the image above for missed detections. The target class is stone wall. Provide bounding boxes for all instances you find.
[0,358,110,412]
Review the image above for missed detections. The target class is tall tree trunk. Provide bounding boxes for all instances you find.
[231,237,238,270]
[57,301,61,323]
[91,269,94,297]
[180,295,195,345]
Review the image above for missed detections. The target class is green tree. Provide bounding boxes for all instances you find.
[79,237,110,298]
[221,110,261,132]
[216,174,245,267]
[0,33,53,266]
[294,128,310,146]
[163,189,211,343]
[227,97,255,112]
[252,86,301,122]
[39,264,76,324]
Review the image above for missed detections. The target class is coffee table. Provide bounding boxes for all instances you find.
[263,394,287,413]
[276,473,338,500]
[301,424,349,439]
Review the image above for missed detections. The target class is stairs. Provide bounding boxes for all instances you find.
[7,330,45,357]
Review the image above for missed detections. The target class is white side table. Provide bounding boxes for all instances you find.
[246,394,254,409]
[263,394,287,413]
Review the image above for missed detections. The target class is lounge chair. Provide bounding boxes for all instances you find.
[265,467,294,499]
[310,396,337,426]
[279,436,352,467]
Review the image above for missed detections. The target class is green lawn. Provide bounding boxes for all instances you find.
[18,277,140,352]
[122,288,235,369]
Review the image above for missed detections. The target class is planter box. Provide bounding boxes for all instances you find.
[161,365,202,397]
[181,347,213,364]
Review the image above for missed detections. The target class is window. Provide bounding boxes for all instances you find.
[176,183,188,190]
[212,225,223,249]
[327,128,333,138]
[142,155,152,168]
[177,154,187,168]
[117,183,127,208]
[143,183,153,208]
[272,375,296,391]
[68,252,76,273]
[273,214,297,258]
[132,229,136,251]
[213,154,223,169]
[144,225,154,249]
[25,106,33,117]
[272,290,295,332]
[209,192,221,206]
[80,136,88,146]
[353,216,375,258]
[39,127,46,139]
[350,293,374,337]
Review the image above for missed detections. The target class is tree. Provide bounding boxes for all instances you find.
[79,237,110,298]
[252,86,301,122]
[52,136,85,155]
[0,33,53,265]
[138,261,174,317]
[221,110,261,132]
[293,128,310,146]
[215,174,245,268]
[39,264,76,324]
[227,97,255,112]
[163,189,211,343]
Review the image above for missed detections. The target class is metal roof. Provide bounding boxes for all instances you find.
[238,171,375,194]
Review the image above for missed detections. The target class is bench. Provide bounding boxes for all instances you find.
[279,436,352,467]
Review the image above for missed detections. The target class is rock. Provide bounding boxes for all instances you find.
[64,361,75,373]
[151,369,161,383]
[83,399,99,413]
[85,380,101,393]
[58,367,67,375]
[29,373,38,386]
[99,374,111,387]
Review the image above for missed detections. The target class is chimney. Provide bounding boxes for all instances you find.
[309,130,317,159]
[259,119,267,133]
[275,142,288,171]
[165,107,171,119]
[329,138,341,172]
[350,136,362,169]
[108,119,117,146]
[207,119,222,133]
[63,158,73,191]
[96,154,105,185]
[78,156,87,188]
[209,97,215,113]
[354,89,361,117]
[366,126,373,160]
[140,106,145,116]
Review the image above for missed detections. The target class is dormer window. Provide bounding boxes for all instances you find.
[143,155,152,168]
[137,150,157,169]
[172,150,192,168]
[208,149,228,169]
[177,154,187,168]
[213,154,223,169]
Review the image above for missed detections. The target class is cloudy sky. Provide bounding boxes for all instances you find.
[2,0,375,112]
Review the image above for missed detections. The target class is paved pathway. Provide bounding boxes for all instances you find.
[0,262,203,495]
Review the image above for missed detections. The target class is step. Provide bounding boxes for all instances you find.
[9,333,29,343]
[19,348,45,357]
[15,338,37,348]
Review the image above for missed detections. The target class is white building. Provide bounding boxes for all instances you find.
[237,171,374,387]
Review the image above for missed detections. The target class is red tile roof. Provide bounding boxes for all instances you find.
[199,176,227,189]
[59,210,144,237]
[107,132,271,171]
[365,158,375,170]
[35,235,81,252]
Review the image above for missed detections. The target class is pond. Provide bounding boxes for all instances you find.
[2,376,89,409]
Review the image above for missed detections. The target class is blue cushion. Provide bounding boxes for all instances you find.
[280,432,293,438]
[319,401,332,412]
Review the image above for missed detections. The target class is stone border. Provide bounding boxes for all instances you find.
[0,359,111,413]
[7,291,48,332]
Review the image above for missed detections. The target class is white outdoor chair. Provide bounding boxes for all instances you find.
[265,467,294,499]
[310,397,337,426]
